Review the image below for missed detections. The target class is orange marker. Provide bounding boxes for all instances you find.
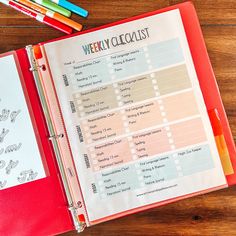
[14,0,83,31]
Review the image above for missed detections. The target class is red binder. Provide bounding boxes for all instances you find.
[0,2,235,235]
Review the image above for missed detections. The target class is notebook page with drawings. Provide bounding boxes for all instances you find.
[43,9,227,222]
[0,53,45,190]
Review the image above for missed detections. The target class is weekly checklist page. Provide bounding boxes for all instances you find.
[44,10,226,221]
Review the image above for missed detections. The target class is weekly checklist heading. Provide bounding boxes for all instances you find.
[81,27,150,55]
[43,9,227,222]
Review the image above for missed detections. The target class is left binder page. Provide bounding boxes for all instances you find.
[0,52,46,190]
[0,50,74,236]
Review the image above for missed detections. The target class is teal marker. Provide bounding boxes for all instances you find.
[51,0,88,18]
[32,0,71,17]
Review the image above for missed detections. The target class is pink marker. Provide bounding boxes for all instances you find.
[1,0,73,34]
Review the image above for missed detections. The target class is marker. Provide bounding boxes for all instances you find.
[15,0,82,31]
[1,0,73,34]
[31,0,71,17]
[51,0,88,18]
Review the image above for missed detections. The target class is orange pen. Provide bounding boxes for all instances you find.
[14,0,83,31]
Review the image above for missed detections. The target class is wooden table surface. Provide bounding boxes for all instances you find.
[1,0,235,235]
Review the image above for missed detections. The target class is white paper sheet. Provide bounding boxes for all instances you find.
[44,9,226,221]
[0,54,45,190]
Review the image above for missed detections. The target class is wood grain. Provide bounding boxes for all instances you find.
[0,0,235,235]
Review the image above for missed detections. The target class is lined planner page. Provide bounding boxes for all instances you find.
[44,9,226,221]
[0,54,45,190]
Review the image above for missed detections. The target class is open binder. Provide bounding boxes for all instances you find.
[0,2,236,235]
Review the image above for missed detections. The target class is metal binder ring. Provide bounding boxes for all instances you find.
[29,67,37,72]
[29,64,46,72]
[77,201,82,208]
[48,133,64,140]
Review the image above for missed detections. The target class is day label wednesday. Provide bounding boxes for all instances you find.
[0,54,45,190]
[44,9,227,221]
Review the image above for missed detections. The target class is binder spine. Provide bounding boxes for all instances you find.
[26,45,86,233]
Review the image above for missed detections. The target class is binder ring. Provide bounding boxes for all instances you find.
[48,133,64,140]
[29,64,46,72]
[77,201,82,208]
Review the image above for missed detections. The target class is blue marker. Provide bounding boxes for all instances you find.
[51,0,88,18]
